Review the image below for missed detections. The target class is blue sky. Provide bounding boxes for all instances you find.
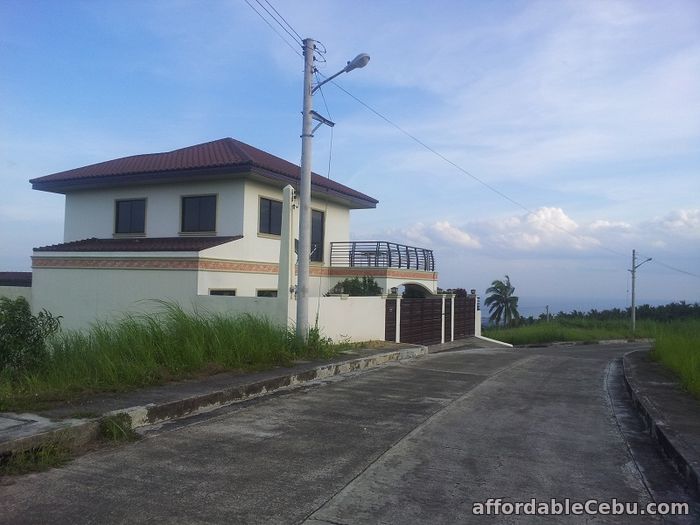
[1,0,699,314]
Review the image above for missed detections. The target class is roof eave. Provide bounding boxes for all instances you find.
[31,165,379,209]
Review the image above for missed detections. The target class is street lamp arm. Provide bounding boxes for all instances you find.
[312,53,370,94]
[311,69,345,94]
[634,257,652,270]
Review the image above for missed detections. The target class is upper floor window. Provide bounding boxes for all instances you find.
[259,196,324,262]
[259,197,282,236]
[181,195,216,233]
[115,199,146,234]
[311,209,324,262]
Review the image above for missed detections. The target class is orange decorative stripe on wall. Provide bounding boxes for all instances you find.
[31,257,199,270]
[32,257,437,281]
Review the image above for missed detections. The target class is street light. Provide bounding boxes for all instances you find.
[296,38,369,339]
[629,249,652,334]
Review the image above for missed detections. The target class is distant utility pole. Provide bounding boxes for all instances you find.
[629,249,652,334]
[545,305,550,322]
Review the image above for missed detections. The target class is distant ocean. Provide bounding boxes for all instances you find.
[489,296,681,320]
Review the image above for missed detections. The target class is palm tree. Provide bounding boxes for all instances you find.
[485,275,520,327]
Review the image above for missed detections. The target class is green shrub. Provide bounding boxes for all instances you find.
[326,277,382,296]
[0,297,61,373]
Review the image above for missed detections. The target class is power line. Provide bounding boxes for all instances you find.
[242,0,302,57]
[261,0,303,43]
[241,16,698,281]
[636,252,700,279]
[317,72,629,260]
[322,76,700,280]
[253,0,303,47]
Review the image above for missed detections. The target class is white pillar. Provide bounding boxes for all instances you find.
[278,185,296,328]
[450,294,455,342]
[440,294,446,344]
[395,296,401,343]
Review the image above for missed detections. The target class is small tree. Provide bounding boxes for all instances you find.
[484,275,520,327]
[326,277,382,296]
[0,296,61,373]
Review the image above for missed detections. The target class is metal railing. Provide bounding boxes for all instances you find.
[330,241,435,271]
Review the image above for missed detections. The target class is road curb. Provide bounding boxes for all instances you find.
[622,349,700,495]
[1,345,427,457]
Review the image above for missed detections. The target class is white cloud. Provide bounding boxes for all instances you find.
[589,220,632,232]
[652,209,700,236]
[432,221,481,248]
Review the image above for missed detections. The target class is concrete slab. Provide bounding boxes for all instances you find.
[3,342,696,525]
[0,344,426,456]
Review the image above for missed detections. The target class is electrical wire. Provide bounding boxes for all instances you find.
[253,0,303,47]
[241,8,699,282]
[317,72,629,260]
[323,75,700,280]
[242,0,302,57]
[636,253,700,279]
[261,0,303,43]
[314,73,334,316]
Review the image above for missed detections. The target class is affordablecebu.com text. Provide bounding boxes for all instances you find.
[472,498,689,517]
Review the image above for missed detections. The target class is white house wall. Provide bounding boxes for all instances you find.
[295,296,386,342]
[63,180,246,241]
[32,267,199,330]
[197,270,279,297]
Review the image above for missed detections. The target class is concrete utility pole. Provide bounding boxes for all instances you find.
[629,249,652,334]
[296,39,369,339]
[296,38,315,340]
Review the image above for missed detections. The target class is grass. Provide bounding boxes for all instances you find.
[0,303,341,411]
[651,320,700,398]
[99,413,139,442]
[483,318,656,345]
[0,442,71,476]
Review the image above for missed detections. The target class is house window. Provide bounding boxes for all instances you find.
[181,195,216,233]
[259,197,282,236]
[311,209,324,262]
[209,289,236,296]
[256,289,278,298]
[115,199,146,234]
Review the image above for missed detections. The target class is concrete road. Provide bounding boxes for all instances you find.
[1,343,697,524]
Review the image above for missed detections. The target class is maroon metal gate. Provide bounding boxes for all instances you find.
[385,295,476,345]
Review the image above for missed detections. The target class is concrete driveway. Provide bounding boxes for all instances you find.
[1,343,697,524]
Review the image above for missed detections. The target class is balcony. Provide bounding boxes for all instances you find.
[330,241,435,272]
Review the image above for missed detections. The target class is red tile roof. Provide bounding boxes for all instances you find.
[30,138,377,207]
[0,272,32,287]
[33,236,241,253]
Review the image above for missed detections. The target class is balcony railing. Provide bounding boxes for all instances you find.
[330,241,435,271]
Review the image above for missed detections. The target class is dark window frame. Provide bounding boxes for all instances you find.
[259,197,283,236]
[311,209,325,262]
[114,198,146,235]
[181,194,217,233]
[256,289,278,298]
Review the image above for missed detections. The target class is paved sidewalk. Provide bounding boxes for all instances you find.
[0,342,428,457]
[624,349,700,495]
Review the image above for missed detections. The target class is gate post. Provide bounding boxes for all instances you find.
[441,294,446,344]
[450,294,455,342]
[395,296,401,343]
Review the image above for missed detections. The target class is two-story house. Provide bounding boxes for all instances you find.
[28,137,438,332]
